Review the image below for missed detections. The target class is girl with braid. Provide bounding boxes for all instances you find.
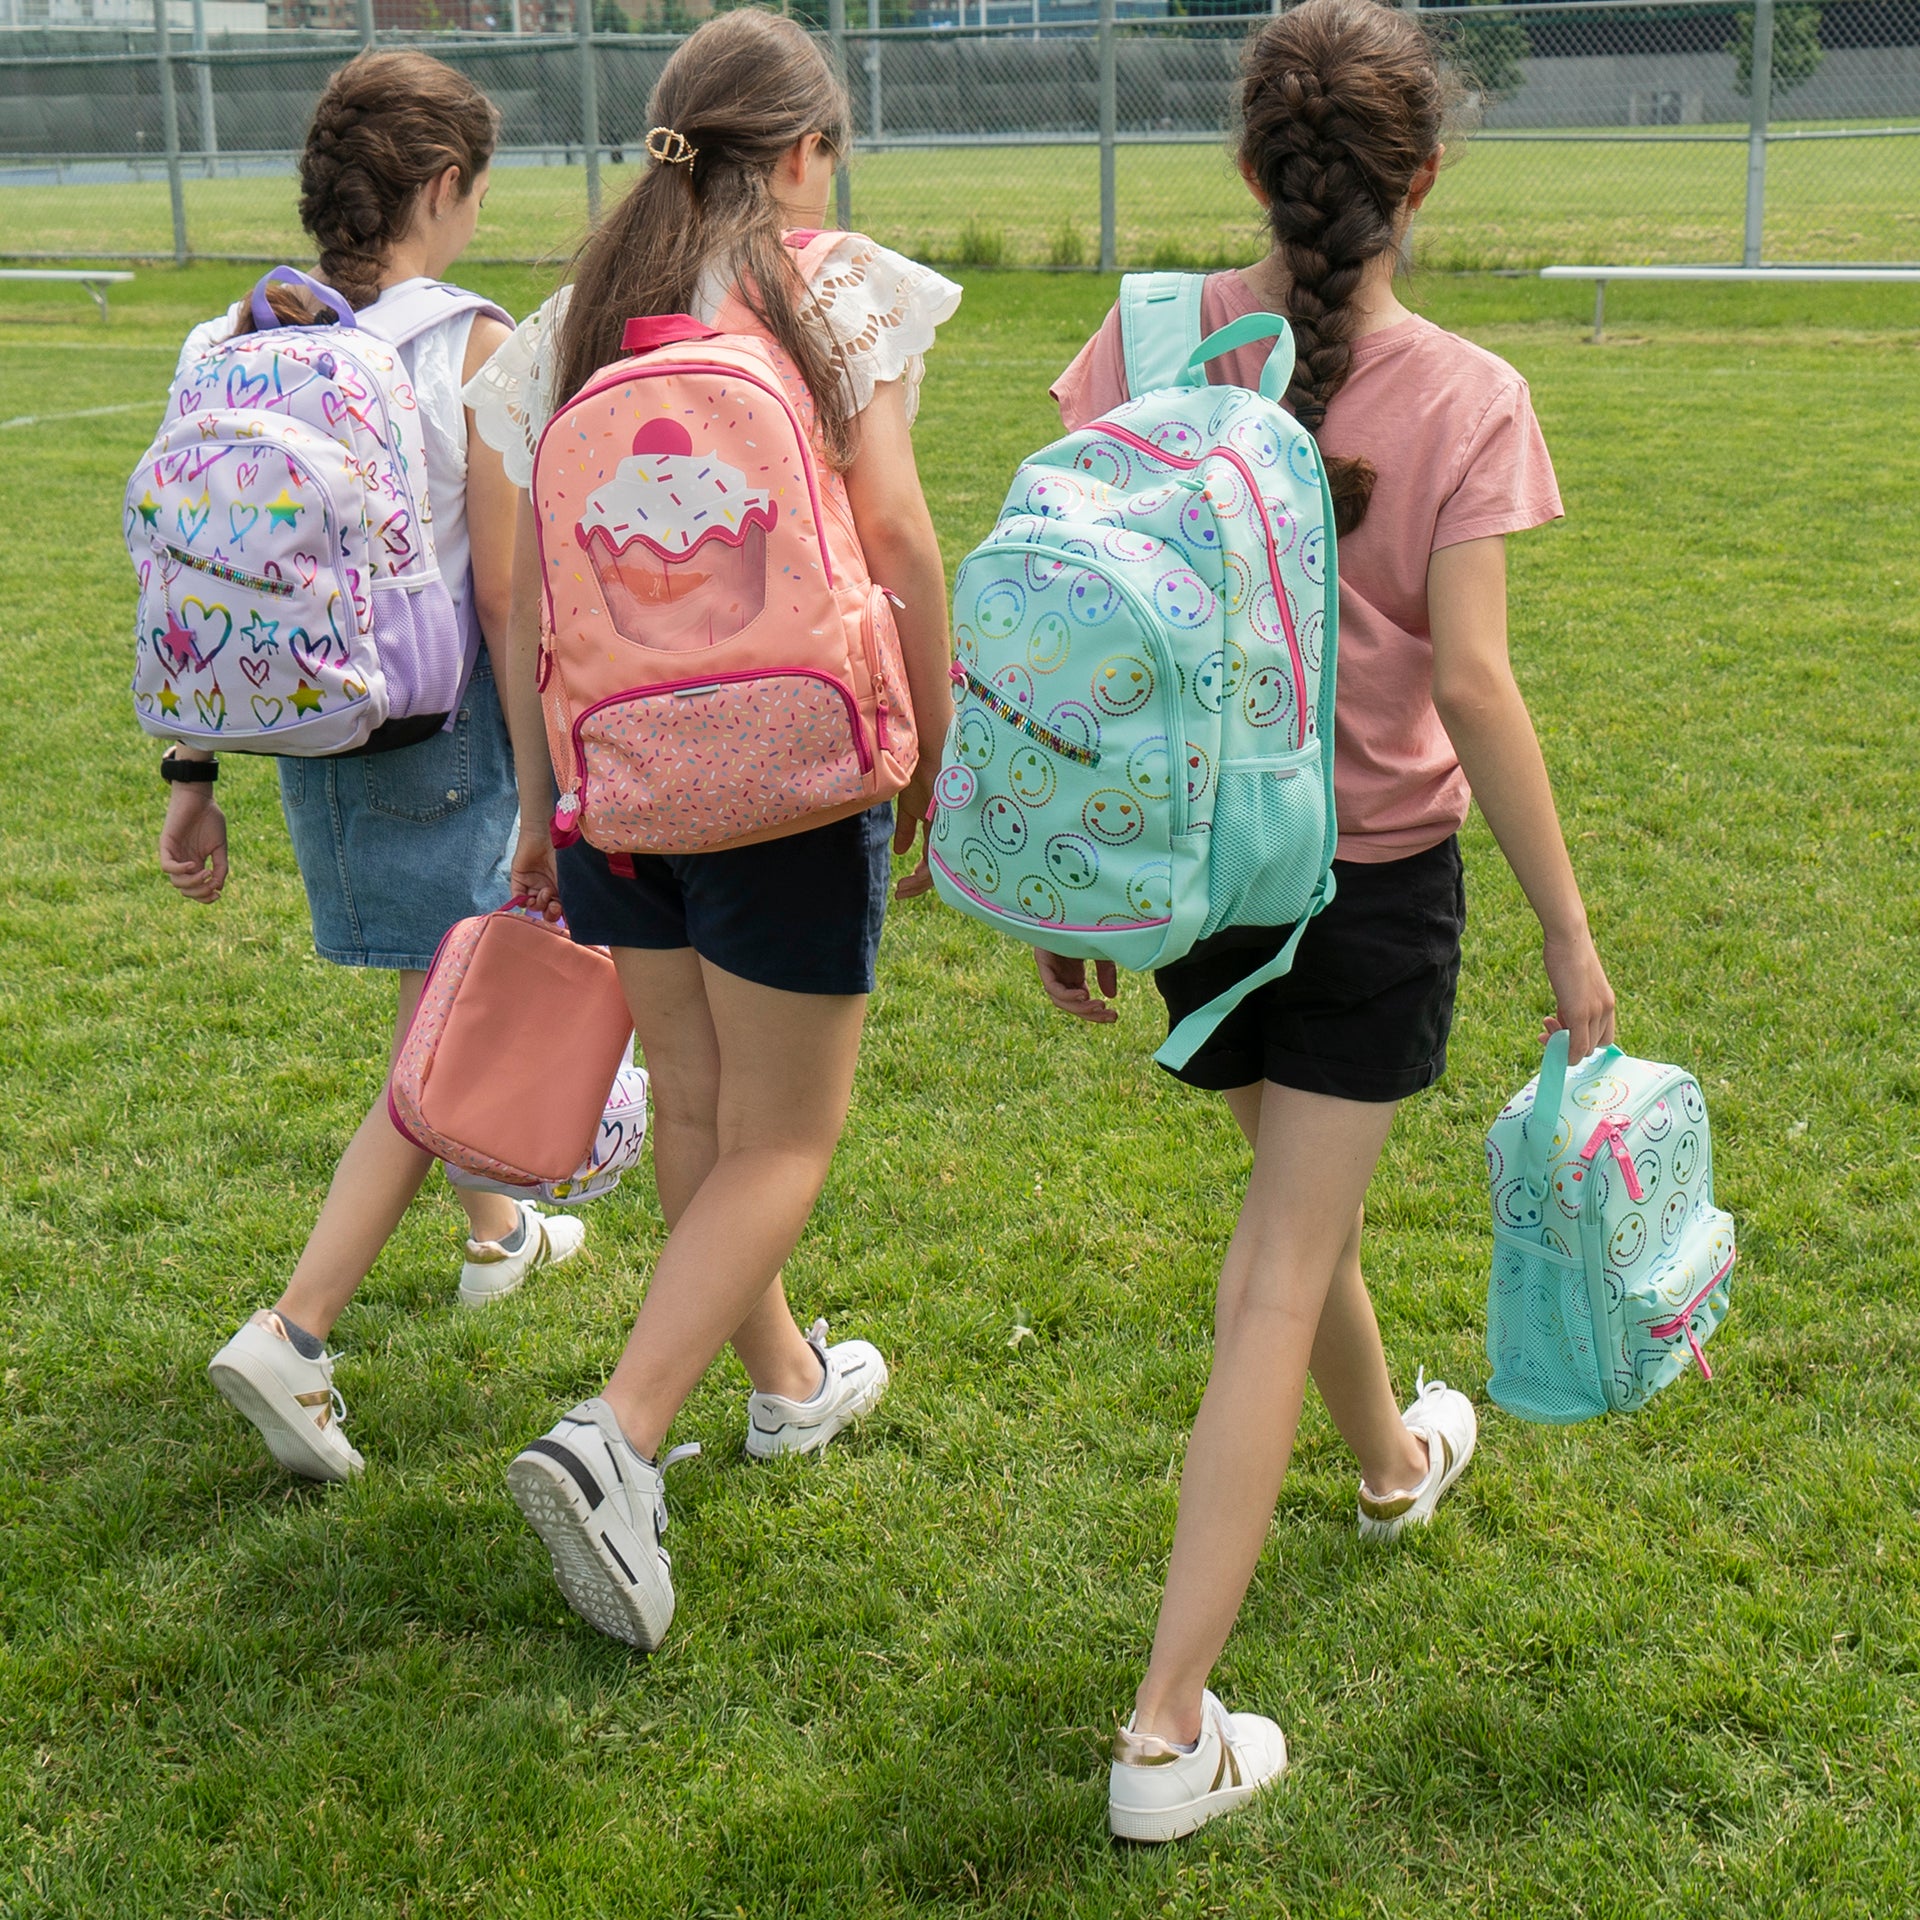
[164,54,589,1487]
[1046,0,1616,1840]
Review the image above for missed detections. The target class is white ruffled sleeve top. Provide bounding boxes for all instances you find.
[464,234,963,489]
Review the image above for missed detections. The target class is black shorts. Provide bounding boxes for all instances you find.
[1153,836,1465,1102]
[556,804,893,997]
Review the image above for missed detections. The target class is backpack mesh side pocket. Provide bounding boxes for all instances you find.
[1486,1231,1610,1424]
[1199,740,1326,939]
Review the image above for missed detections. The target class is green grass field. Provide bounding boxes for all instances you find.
[4,122,1918,270]
[4,264,1920,1916]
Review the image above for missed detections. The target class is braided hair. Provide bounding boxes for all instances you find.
[294,51,498,313]
[1238,0,1464,535]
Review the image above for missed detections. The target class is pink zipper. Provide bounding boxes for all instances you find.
[1092,424,1310,752]
[552,667,872,842]
[1648,1249,1736,1381]
[1580,1116,1645,1201]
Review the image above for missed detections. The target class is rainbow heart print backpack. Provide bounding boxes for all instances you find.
[1485,1030,1737,1422]
[534,232,917,859]
[927,274,1339,1068]
[127,267,508,757]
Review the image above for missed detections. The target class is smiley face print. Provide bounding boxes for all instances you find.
[1550,1166,1584,1219]
[1222,549,1256,616]
[1680,1082,1706,1124]
[1045,832,1100,890]
[991,664,1035,714]
[1083,789,1144,845]
[1299,607,1324,674]
[1184,742,1212,807]
[959,838,1000,893]
[934,763,977,811]
[1007,745,1057,808]
[952,621,979,667]
[1075,442,1132,489]
[1249,585,1292,650]
[1608,1212,1648,1270]
[954,711,996,770]
[1153,569,1214,631]
[1175,497,1220,558]
[1025,548,1071,594]
[1299,527,1325,585]
[1286,435,1321,487]
[1227,415,1282,470]
[1126,860,1173,920]
[1027,611,1073,675]
[1102,527,1162,567]
[1640,1100,1674,1143]
[1025,472,1086,519]
[1573,1074,1631,1113]
[1068,569,1122,627]
[1015,872,1066,924]
[1046,699,1101,756]
[1264,497,1298,557]
[1661,1190,1690,1244]
[1632,1150,1661,1200]
[1128,482,1181,520]
[982,794,1030,854]
[1492,1177,1537,1230]
[974,578,1025,641]
[1127,733,1171,800]
[1093,654,1153,717]
[1149,419,1204,460]
[1190,652,1227,715]
[1243,665,1295,729]
[1671,1131,1700,1185]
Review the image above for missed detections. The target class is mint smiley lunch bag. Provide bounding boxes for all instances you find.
[927,275,1339,1070]
[1485,1030,1737,1422]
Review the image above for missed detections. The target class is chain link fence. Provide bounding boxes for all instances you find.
[2,0,1915,273]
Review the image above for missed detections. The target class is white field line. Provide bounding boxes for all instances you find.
[1,399,157,430]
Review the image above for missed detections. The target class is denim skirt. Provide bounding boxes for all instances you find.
[277,655,518,971]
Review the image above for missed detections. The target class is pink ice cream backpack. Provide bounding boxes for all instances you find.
[533,232,918,857]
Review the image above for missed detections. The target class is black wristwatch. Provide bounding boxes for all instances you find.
[160,750,218,785]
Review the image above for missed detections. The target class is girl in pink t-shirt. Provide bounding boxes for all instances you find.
[1041,0,1617,1842]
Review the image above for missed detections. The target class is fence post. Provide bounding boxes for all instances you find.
[1097,0,1116,273]
[152,0,189,266]
[578,0,601,226]
[355,0,375,49]
[1743,0,1774,267]
[829,0,852,229]
[866,0,882,148]
[190,0,217,173]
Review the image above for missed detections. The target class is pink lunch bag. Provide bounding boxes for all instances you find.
[389,903,635,1191]
[533,230,918,859]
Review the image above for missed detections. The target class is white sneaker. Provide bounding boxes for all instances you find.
[457,1200,586,1308]
[744,1317,889,1459]
[506,1397,699,1650]
[207,1311,363,1483]
[1357,1370,1478,1543]
[1108,1690,1289,1843]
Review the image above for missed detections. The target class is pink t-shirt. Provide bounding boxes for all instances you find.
[1051,271,1563,863]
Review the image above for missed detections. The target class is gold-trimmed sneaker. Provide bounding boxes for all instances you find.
[458,1200,586,1308]
[208,1310,363,1483]
[1108,1689,1288,1843]
[1357,1370,1477,1543]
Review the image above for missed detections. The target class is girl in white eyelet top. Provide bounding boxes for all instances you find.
[465,10,960,1654]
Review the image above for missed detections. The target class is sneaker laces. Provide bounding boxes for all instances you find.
[652,1441,701,1540]
[803,1316,830,1360]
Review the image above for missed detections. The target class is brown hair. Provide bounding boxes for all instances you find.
[553,9,857,467]
[1238,0,1463,534]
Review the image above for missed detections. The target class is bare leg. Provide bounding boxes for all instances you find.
[599,951,863,1458]
[1222,1088,1427,1499]
[275,969,518,1339]
[1133,1084,1399,1745]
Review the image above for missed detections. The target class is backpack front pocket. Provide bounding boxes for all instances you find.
[1486,1231,1611,1425]
[571,670,871,854]
[1199,739,1328,937]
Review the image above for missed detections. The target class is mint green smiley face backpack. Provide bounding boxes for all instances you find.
[927,274,1340,1070]
[1486,1030,1737,1422]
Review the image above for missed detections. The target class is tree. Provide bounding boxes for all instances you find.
[1444,0,1529,107]
[592,0,630,30]
[1729,4,1825,100]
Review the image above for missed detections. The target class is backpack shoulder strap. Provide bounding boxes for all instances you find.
[357,280,513,350]
[1118,272,1204,400]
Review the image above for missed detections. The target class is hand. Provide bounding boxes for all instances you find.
[892,763,937,899]
[158,787,229,904]
[1541,923,1617,1061]
[509,819,562,920]
[1035,948,1119,1024]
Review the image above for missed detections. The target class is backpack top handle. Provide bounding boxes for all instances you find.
[249,265,359,333]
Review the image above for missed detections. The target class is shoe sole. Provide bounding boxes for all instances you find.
[506,1442,672,1650]
[1109,1744,1287,1844]
[457,1225,586,1310]
[207,1349,360,1483]
[1357,1415,1478,1544]
[744,1354,889,1460]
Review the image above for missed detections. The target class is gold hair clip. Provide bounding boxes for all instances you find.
[645,126,698,169]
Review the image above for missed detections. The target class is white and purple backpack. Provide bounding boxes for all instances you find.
[126,267,508,757]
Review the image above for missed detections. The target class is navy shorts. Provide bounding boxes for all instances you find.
[1153,836,1466,1103]
[557,804,894,997]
